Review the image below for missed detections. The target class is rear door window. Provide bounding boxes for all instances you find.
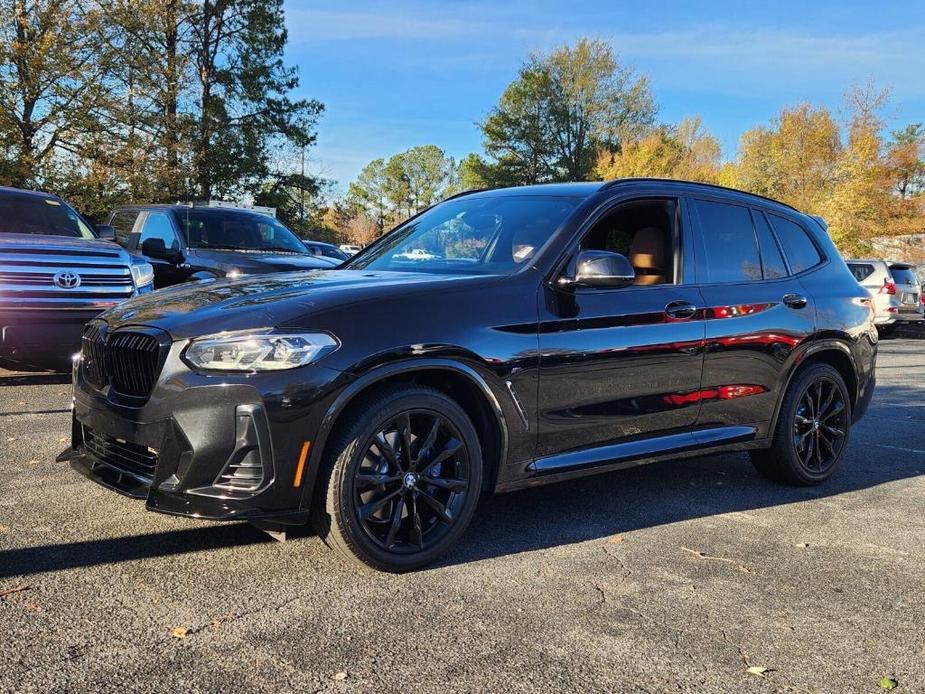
[109,210,140,246]
[847,263,875,282]
[752,211,788,279]
[768,214,822,273]
[693,199,762,283]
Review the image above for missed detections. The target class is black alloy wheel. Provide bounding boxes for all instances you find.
[750,363,851,486]
[791,377,847,475]
[353,410,470,553]
[314,385,483,572]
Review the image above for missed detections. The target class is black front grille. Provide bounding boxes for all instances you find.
[82,322,107,389]
[81,324,163,397]
[82,426,158,482]
[108,332,161,396]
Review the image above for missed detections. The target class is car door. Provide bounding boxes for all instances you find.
[535,196,706,466]
[136,211,188,288]
[690,198,817,439]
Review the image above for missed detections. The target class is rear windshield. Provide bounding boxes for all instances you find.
[0,193,95,238]
[177,209,308,254]
[889,266,918,286]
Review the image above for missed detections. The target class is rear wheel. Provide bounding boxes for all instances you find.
[313,385,482,572]
[750,363,851,486]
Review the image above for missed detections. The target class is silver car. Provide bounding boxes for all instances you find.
[846,259,924,335]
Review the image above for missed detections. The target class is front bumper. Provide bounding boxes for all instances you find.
[62,336,350,523]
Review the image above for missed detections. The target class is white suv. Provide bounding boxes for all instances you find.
[846,259,923,335]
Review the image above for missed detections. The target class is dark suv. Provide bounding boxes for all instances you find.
[106,204,333,288]
[62,180,877,571]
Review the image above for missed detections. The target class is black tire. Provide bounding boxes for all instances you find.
[312,384,483,572]
[750,363,851,486]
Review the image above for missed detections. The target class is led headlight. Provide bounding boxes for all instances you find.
[130,261,155,289]
[183,331,339,372]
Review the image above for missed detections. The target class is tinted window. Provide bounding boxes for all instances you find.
[694,199,762,283]
[346,196,579,275]
[0,193,94,238]
[178,209,307,254]
[889,266,917,286]
[769,214,821,273]
[752,211,788,279]
[140,212,179,250]
[110,210,140,245]
[847,263,875,282]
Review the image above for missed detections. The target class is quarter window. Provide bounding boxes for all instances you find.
[768,214,821,274]
[693,199,762,283]
[847,263,874,282]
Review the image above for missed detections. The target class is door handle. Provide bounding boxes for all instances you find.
[665,300,698,320]
[782,293,808,309]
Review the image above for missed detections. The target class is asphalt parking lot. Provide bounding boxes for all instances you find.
[1,334,923,694]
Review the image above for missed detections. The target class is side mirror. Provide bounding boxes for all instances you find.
[561,249,635,288]
[141,237,181,264]
[95,224,116,241]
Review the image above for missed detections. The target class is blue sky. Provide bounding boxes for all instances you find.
[283,0,925,192]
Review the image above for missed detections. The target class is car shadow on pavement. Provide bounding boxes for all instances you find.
[0,385,921,578]
[0,372,71,387]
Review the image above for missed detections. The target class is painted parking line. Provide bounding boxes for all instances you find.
[876,444,925,455]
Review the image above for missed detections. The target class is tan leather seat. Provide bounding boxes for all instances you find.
[629,226,667,285]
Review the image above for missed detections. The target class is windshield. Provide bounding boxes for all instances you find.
[345,195,579,274]
[0,193,95,238]
[179,209,308,253]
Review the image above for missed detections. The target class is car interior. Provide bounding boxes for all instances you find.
[580,199,676,285]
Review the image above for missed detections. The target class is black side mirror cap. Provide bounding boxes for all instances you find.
[95,224,116,241]
[560,249,636,289]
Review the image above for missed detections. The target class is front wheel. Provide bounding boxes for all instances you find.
[750,363,851,486]
[313,385,482,572]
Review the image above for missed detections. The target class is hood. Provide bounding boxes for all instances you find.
[0,232,125,255]
[186,248,334,273]
[100,269,485,339]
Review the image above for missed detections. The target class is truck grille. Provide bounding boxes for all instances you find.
[81,323,164,398]
[82,426,157,482]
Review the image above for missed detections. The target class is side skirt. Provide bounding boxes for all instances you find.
[497,425,762,492]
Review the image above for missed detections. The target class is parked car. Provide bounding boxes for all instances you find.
[303,239,349,263]
[61,179,876,572]
[106,204,332,289]
[845,259,924,335]
[0,186,153,369]
[339,243,362,256]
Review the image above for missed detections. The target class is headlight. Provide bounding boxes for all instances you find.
[130,262,155,289]
[182,331,339,372]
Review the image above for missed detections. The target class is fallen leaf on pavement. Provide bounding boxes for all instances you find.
[879,677,898,690]
[609,535,623,544]
[171,626,189,639]
[680,546,752,573]
[333,671,348,681]
[747,666,771,677]
[0,585,30,598]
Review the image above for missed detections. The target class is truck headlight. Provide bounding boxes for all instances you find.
[182,331,339,372]
[130,262,155,289]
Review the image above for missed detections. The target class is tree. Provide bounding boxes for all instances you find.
[478,38,656,185]
[0,0,111,187]
[734,104,841,212]
[188,0,323,200]
[348,158,389,233]
[594,116,722,183]
[887,123,925,200]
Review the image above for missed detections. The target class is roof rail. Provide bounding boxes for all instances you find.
[598,178,799,212]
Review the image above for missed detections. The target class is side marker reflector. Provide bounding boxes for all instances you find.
[293,441,311,488]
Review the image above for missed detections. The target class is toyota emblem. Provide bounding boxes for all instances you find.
[53,271,82,289]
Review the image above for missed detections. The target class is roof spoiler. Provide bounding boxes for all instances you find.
[809,215,829,232]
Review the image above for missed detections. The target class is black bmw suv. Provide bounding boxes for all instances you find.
[106,204,334,288]
[62,180,877,571]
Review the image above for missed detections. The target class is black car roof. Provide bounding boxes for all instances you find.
[458,178,799,213]
[0,185,60,201]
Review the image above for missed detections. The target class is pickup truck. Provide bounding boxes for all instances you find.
[0,186,154,369]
